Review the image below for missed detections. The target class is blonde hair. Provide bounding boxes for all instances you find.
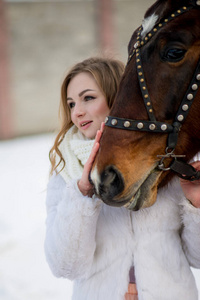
[49,56,125,174]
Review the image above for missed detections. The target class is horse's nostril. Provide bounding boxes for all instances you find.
[100,166,124,200]
[101,167,117,185]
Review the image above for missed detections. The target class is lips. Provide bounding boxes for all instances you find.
[80,121,92,128]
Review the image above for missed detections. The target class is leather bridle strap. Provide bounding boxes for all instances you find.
[167,59,200,149]
[105,3,200,181]
[105,58,200,145]
[170,160,200,181]
[105,116,174,133]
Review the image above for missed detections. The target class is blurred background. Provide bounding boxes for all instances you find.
[0,0,154,139]
[1,1,200,300]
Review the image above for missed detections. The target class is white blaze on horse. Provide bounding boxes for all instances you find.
[91,0,200,210]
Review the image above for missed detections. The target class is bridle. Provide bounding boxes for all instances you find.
[105,1,200,181]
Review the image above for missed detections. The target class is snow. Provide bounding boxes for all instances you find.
[0,134,73,300]
[0,134,199,299]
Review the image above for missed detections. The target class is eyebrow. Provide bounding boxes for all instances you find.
[67,89,95,101]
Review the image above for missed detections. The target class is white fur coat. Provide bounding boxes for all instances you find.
[45,129,200,299]
[45,173,200,300]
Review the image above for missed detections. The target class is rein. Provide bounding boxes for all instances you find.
[105,2,200,181]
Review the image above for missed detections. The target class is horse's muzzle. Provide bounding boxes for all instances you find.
[91,165,125,206]
[91,163,162,210]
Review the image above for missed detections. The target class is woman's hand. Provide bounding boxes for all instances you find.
[78,122,105,196]
[180,161,200,208]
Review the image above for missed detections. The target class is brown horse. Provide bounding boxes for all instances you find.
[91,0,200,210]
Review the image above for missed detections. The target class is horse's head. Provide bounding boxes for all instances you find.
[91,0,200,210]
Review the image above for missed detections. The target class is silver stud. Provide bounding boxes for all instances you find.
[177,115,184,122]
[182,104,189,111]
[137,122,144,129]
[134,41,140,49]
[124,121,131,128]
[149,124,156,130]
[161,124,167,131]
[196,74,200,81]
[187,93,193,101]
[192,84,198,91]
[111,119,118,126]
[105,117,108,123]
[196,0,200,6]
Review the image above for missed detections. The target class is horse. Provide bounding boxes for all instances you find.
[91,0,200,211]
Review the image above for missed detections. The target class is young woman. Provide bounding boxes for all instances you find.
[45,57,200,300]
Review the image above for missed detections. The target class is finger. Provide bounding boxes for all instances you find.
[85,143,100,171]
[180,176,200,186]
[89,142,100,162]
[94,129,101,143]
[100,122,105,132]
[93,122,105,146]
[94,130,102,146]
[190,161,200,171]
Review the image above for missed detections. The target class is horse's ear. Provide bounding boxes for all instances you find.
[144,0,168,19]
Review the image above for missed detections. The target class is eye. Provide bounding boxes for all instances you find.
[162,48,186,62]
[85,96,95,101]
[68,102,75,109]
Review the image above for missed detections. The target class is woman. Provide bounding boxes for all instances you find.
[45,56,200,300]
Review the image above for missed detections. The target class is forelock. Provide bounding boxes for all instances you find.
[141,13,159,38]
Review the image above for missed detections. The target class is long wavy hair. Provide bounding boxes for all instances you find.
[49,56,125,175]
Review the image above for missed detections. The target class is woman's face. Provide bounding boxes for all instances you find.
[67,72,110,139]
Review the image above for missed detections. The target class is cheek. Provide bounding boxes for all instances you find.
[95,102,110,118]
[102,107,110,119]
[70,111,76,124]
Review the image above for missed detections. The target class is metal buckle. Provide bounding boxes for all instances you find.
[157,148,186,171]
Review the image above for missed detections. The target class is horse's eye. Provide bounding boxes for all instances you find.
[162,48,186,62]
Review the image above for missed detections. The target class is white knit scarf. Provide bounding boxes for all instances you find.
[56,125,94,182]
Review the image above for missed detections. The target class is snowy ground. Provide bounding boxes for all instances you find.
[0,134,199,300]
[0,134,73,300]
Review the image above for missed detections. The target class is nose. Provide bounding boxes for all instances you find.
[98,166,124,202]
[74,102,85,117]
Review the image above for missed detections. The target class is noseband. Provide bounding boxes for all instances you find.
[105,2,200,181]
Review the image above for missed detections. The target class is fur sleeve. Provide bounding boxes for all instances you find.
[168,174,200,268]
[180,151,200,268]
[180,199,200,268]
[44,174,102,280]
